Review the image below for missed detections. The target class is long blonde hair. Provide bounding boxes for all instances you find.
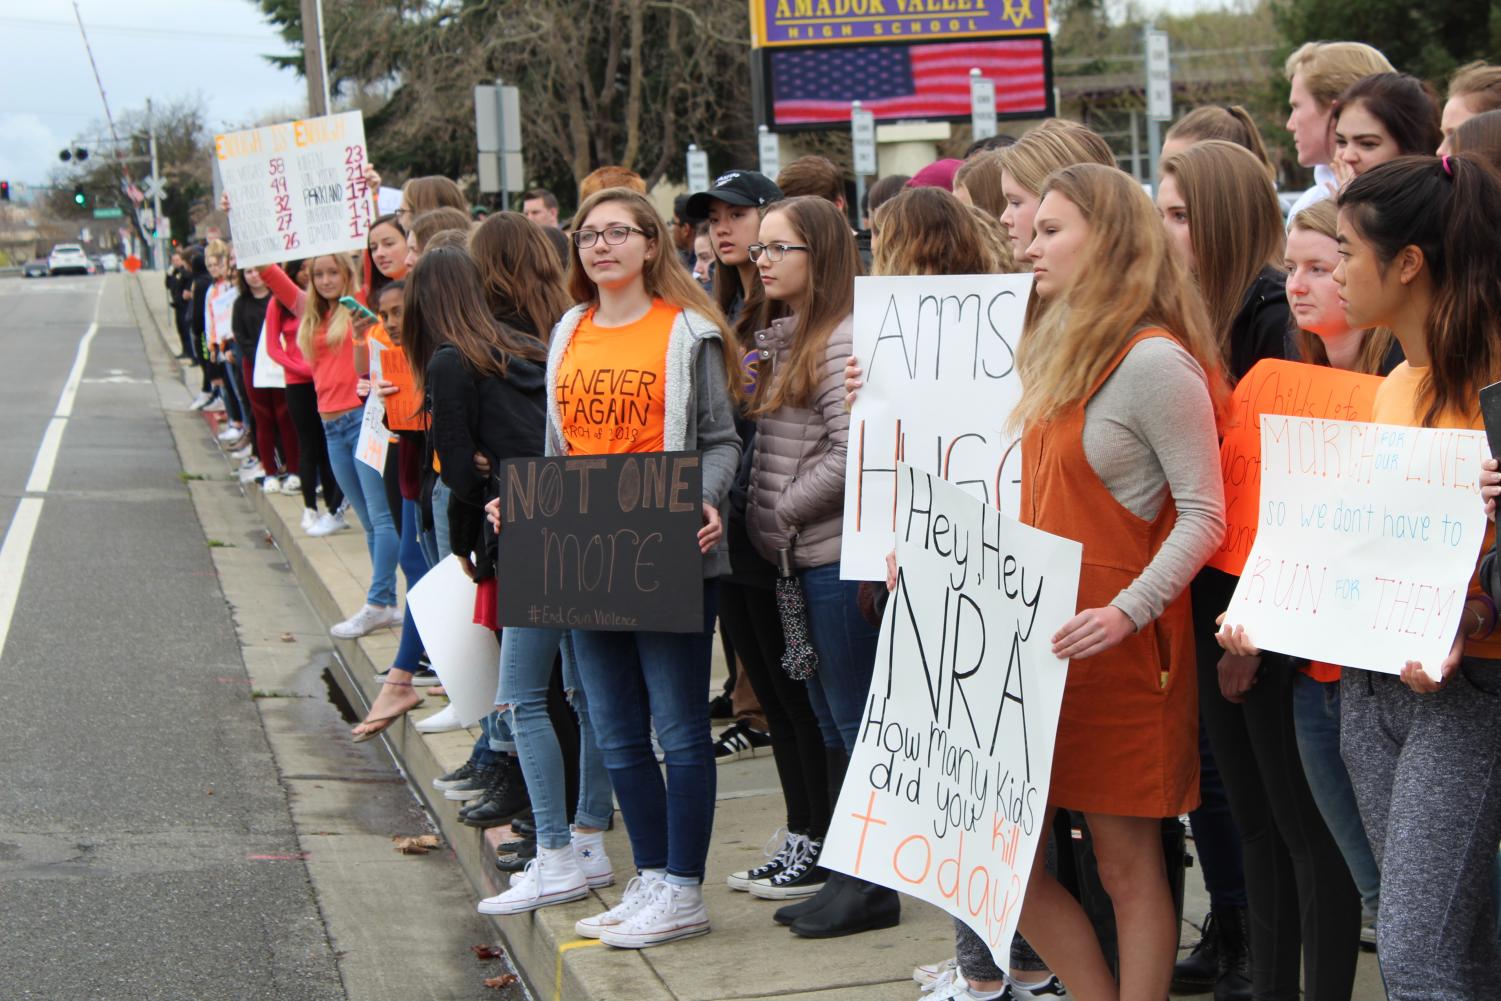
[1288,199,1395,374]
[872,187,1000,277]
[296,253,359,359]
[1010,164,1225,432]
[567,188,741,403]
[1160,140,1284,368]
[996,120,1116,196]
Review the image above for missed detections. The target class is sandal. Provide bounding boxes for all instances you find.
[352,679,423,743]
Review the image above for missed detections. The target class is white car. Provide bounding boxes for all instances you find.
[99,252,120,272]
[47,244,90,276]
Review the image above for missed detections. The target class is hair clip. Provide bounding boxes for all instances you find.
[1442,154,1454,177]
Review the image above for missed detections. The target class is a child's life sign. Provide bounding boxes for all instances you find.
[821,464,1080,966]
[1223,415,1489,679]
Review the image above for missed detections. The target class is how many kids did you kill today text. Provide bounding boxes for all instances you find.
[1224,415,1490,681]
[821,464,1081,967]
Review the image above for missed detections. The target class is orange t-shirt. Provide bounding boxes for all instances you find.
[556,300,676,455]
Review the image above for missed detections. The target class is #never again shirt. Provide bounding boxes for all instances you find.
[556,299,676,454]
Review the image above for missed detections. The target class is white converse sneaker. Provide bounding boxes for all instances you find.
[300,508,319,532]
[574,871,664,939]
[478,846,589,915]
[217,423,244,443]
[599,879,709,949]
[915,958,961,988]
[728,827,795,891]
[571,829,614,888]
[923,973,985,1000]
[261,475,281,494]
[306,511,349,538]
[282,474,302,495]
[331,603,397,639]
[414,704,463,734]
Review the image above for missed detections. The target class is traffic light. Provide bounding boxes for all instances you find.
[0,181,9,201]
[73,185,86,207]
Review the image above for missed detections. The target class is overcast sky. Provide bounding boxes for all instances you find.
[0,0,306,191]
[0,0,1218,193]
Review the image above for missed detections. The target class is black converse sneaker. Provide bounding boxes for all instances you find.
[749,836,827,900]
[727,829,798,891]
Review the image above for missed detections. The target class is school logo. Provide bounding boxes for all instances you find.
[1003,0,1034,29]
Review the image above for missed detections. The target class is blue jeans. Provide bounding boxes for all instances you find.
[223,348,253,434]
[499,627,613,849]
[321,410,399,608]
[418,477,452,570]
[1292,673,1381,913]
[798,563,881,753]
[393,498,431,672]
[570,582,719,884]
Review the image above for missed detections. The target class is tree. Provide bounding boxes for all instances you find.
[1272,0,1501,84]
[254,0,758,209]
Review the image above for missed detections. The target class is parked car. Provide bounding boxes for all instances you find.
[22,259,49,278]
[99,252,121,272]
[47,244,90,275]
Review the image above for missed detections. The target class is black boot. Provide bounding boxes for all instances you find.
[1213,905,1251,1001]
[774,871,844,925]
[462,758,530,829]
[1172,911,1220,993]
[789,875,900,938]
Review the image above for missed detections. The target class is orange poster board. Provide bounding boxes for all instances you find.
[1208,359,1385,576]
[369,327,428,431]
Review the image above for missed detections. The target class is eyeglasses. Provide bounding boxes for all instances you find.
[747,242,810,263]
[572,225,648,249]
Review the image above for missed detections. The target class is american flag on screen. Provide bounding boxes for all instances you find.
[770,39,1048,126]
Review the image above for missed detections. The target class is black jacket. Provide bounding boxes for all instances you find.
[426,340,546,572]
[231,291,270,360]
[189,257,212,340]
[1229,266,1294,382]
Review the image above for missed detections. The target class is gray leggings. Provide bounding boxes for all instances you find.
[956,835,1055,981]
[1341,660,1501,1000]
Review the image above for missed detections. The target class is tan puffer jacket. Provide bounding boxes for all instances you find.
[747,313,854,570]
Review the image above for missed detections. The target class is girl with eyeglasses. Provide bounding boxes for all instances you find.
[527,187,741,949]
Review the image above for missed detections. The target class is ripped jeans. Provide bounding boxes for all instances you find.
[498,626,613,849]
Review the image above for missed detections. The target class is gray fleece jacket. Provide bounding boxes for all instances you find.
[544,303,742,578]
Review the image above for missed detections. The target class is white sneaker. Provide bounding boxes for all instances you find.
[238,461,266,483]
[217,424,244,443]
[478,847,589,915]
[572,829,615,888]
[189,391,213,411]
[204,397,226,413]
[306,511,349,538]
[261,476,281,494]
[282,474,302,494]
[231,444,254,460]
[300,508,319,532]
[922,972,983,1000]
[598,879,709,949]
[574,871,664,939]
[330,603,398,639]
[914,958,961,988]
[1008,976,1070,999]
[414,704,463,734]
[728,827,794,891]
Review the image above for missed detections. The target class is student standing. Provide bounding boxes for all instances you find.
[232,266,298,494]
[1330,73,1442,179]
[1283,42,1395,217]
[542,188,740,950]
[1439,62,1501,153]
[995,121,1116,263]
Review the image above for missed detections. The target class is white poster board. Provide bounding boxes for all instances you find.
[1223,415,1488,679]
[251,318,286,389]
[821,465,1080,966]
[355,341,388,471]
[840,273,1031,580]
[215,111,374,269]
[406,556,500,726]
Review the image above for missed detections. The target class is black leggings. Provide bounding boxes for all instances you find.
[284,381,343,513]
[1192,568,1361,1001]
[718,577,830,837]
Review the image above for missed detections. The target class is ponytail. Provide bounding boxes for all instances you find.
[1339,154,1501,425]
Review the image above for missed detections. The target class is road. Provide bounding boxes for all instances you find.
[0,274,506,1001]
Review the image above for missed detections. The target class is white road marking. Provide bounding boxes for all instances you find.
[0,280,107,662]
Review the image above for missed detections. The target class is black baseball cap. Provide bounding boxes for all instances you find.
[686,170,783,219]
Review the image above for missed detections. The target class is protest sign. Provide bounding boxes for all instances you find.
[840,273,1031,581]
[406,555,500,726]
[355,342,389,472]
[1223,415,1489,679]
[494,452,705,632]
[215,111,374,269]
[1209,359,1384,575]
[376,335,426,431]
[251,318,286,389]
[822,464,1081,966]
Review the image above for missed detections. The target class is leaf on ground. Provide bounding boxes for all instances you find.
[392,834,441,854]
[471,944,505,960]
[483,973,518,989]
[279,632,296,642]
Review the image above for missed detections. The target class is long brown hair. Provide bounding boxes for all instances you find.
[469,211,573,342]
[1287,199,1395,374]
[401,245,547,398]
[1010,164,1225,431]
[567,188,741,403]
[1160,140,1284,368]
[1338,154,1501,426]
[954,151,1007,216]
[401,175,467,216]
[1165,105,1274,175]
[872,187,1000,276]
[751,197,860,415]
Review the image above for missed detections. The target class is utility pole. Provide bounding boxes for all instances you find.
[300,0,331,116]
[147,99,164,271]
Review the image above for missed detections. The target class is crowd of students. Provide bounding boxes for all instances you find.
[173,40,1501,1001]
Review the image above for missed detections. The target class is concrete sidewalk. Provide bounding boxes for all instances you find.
[130,273,1385,1001]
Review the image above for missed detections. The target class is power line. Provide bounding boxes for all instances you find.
[0,15,285,45]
